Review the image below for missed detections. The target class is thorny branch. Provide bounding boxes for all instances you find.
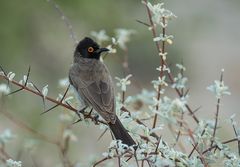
[231,117,240,156]
[142,0,199,124]
[202,137,239,154]
[0,1,239,166]
[210,71,223,147]
[47,0,78,45]
[0,72,107,126]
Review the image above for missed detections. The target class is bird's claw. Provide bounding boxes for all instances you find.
[72,118,82,125]
[93,115,99,125]
[72,107,87,124]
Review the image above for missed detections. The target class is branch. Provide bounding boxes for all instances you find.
[0,108,58,145]
[47,0,78,45]
[0,73,107,126]
[202,137,239,154]
[142,0,199,124]
[231,118,240,156]
[210,71,224,147]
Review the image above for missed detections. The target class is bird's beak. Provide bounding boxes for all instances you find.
[95,47,109,54]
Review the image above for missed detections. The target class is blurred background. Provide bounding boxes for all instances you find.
[0,0,240,166]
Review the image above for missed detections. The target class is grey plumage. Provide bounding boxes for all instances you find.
[68,37,136,147]
[69,56,116,123]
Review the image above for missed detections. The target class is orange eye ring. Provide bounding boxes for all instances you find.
[88,47,94,53]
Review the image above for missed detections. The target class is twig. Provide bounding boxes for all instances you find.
[0,147,12,161]
[46,0,78,45]
[202,137,238,154]
[122,91,125,104]
[173,111,184,147]
[97,128,108,141]
[93,157,109,167]
[41,84,70,115]
[136,19,150,27]
[188,124,208,158]
[230,119,240,156]
[210,71,224,147]
[190,143,208,167]
[142,0,199,124]
[60,135,73,167]
[115,143,121,167]
[0,108,58,145]
[1,73,107,126]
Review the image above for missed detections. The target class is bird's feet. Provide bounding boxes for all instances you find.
[92,115,100,125]
[72,107,87,124]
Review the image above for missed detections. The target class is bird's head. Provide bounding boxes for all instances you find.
[74,37,109,60]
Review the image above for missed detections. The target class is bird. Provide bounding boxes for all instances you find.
[68,37,136,147]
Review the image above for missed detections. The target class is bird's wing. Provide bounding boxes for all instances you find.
[69,63,115,123]
[86,79,113,107]
[69,64,92,89]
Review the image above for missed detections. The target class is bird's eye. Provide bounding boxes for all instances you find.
[87,47,94,53]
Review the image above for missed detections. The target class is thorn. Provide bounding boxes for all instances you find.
[0,65,7,76]
[24,66,31,86]
[136,19,150,27]
[42,98,47,114]
[87,108,93,116]
[191,106,202,114]
[97,128,108,141]
[41,84,70,115]
[93,115,99,125]
[31,83,41,94]
[61,85,70,101]
[220,69,224,82]
[154,135,162,153]
[65,101,75,110]
[7,88,24,96]
[41,104,59,115]
[72,118,82,124]
[72,107,87,124]
[184,88,190,97]
[125,156,132,162]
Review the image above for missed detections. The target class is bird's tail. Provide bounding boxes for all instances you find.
[108,117,136,148]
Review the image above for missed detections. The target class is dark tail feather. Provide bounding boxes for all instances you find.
[109,117,136,148]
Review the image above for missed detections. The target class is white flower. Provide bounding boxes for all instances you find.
[153,34,173,42]
[23,75,27,83]
[18,75,32,87]
[58,78,69,87]
[63,129,78,142]
[156,65,170,73]
[0,129,16,144]
[176,64,186,71]
[112,37,118,45]
[42,85,48,98]
[150,124,164,134]
[172,73,188,89]
[158,52,168,60]
[135,89,156,105]
[6,159,22,167]
[115,74,132,92]
[7,72,15,81]
[0,71,5,76]
[171,98,187,113]
[0,84,10,95]
[106,45,117,54]
[147,2,176,27]
[115,29,136,50]
[90,30,109,44]
[152,97,162,107]
[152,76,168,90]
[207,80,231,99]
